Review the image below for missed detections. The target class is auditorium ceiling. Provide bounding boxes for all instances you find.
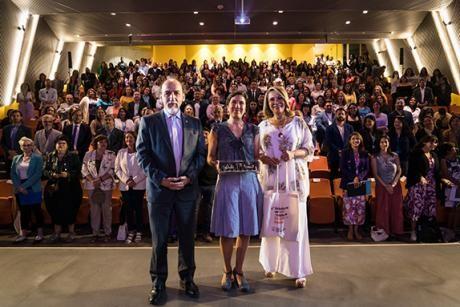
[12,0,454,45]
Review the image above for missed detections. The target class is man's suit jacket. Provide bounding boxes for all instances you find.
[62,123,92,160]
[315,111,335,133]
[324,122,354,167]
[96,127,124,154]
[247,89,261,102]
[34,128,62,155]
[136,111,206,203]
[1,124,32,154]
[127,100,148,118]
[413,86,434,104]
[141,95,156,109]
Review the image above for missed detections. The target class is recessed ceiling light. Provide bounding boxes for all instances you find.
[278,10,284,14]
[75,34,80,37]
[110,12,116,16]
[125,23,131,27]
[199,22,204,26]
[273,21,278,25]
[345,20,351,25]
[362,10,368,14]
[391,31,394,34]
[193,11,199,15]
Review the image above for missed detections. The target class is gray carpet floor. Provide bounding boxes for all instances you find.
[1,244,459,307]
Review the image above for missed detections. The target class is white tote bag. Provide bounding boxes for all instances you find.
[261,164,300,241]
[117,223,128,241]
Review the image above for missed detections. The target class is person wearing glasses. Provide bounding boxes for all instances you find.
[34,114,62,155]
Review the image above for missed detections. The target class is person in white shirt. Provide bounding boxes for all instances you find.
[115,131,146,244]
[39,79,58,111]
[115,108,135,132]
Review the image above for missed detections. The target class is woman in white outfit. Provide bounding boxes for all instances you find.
[258,86,314,288]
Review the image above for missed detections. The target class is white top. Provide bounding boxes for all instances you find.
[114,118,135,132]
[18,160,30,180]
[126,152,137,177]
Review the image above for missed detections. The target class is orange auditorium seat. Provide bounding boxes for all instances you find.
[309,178,332,197]
[309,156,330,179]
[0,180,14,225]
[308,196,336,224]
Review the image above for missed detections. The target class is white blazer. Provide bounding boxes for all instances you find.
[115,148,146,191]
[81,150,115,191]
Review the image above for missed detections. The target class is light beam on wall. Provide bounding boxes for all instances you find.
[384,38,401,75]
[440,8,460,70]
[3,10,29,105]
[49,40,64,80]
[406,36,423,72]
[432,11,460,92]
[15,14,39,95]
[73,42,86,72]
[84,43,98,71]
[372,39,386,71]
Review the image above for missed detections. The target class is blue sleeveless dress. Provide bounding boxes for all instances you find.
[210,122,263,238]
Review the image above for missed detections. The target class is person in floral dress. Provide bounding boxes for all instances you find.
[406,135,439,241]
[340,132,370,241]
[258,86,315,288]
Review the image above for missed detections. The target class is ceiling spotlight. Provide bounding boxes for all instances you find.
[125,23,131,27]
[345,20,351,25]
[199,22,205,26]
[75,34,80,37]
[110,12,116,16]
[278,10,284,14]
[193,11,199,15]
[390,31,394,34]
[273,21,278,25]
[362,10,368,14]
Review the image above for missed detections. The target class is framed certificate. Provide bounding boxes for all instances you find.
[218,160,259,173]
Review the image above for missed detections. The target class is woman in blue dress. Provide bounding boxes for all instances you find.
[208,91,263,292]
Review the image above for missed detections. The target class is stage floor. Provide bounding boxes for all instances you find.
[1,244,460,307]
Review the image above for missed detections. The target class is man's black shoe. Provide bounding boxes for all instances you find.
[180,280,200,298]
[148,284,167,305]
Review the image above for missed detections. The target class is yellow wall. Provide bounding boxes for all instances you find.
[151,44,343,64]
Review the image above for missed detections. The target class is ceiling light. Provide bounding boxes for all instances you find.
[199,22,204,26]
[273,21,278,25]
[193,11,198,15]
[345,20,351,25]
[278,10,284,14]
[390,31,394,34]
[125,23,131,27]
[362,10,368,14]
[110,12,116,16]
[75,34,80,37]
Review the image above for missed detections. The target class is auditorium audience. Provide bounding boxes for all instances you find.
[115,131,146,244]
[90,108,106,136]
[79,88,98,124]
[16,83,35,122]
[115,108,135,132]
[11,137,44,243]
[63,109,92,161]
[39,79,58,111]
[81,134,115,242]
[43,136,82,243]
[388,116,416,176]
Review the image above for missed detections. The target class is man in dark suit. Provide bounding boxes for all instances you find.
[247,80,261,102]
[97,115,124,154]
[1,110,32,175]
[413,78,434,107]
[137,78,206,305]
[128,91,148,119]
[315,100,335,148]
[324,108,354,178]
[186,90,208,127]
[63,109,92,161]
[388,97,415,130]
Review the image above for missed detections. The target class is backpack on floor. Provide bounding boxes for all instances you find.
[416,216,443,243]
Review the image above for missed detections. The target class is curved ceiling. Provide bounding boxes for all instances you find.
[12,0,454,44]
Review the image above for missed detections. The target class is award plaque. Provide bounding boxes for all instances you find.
[218,160,259,173]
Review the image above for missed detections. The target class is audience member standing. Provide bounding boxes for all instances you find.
[406,135,439,241]
[38,79,58,112]
[340,132,369,241]
[62,109,92,161]
[11,137,44,243]
[43,136,82,243]
[115,131,146,244]
[81,135,116,242]
[371,135,404,239]
[34,114,62,155]
[97,115,124,154]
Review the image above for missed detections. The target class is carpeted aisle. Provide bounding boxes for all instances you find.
[1,244,459,307]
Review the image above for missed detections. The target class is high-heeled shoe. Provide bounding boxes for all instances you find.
[233,269,250,292]
[221,271,234,291]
